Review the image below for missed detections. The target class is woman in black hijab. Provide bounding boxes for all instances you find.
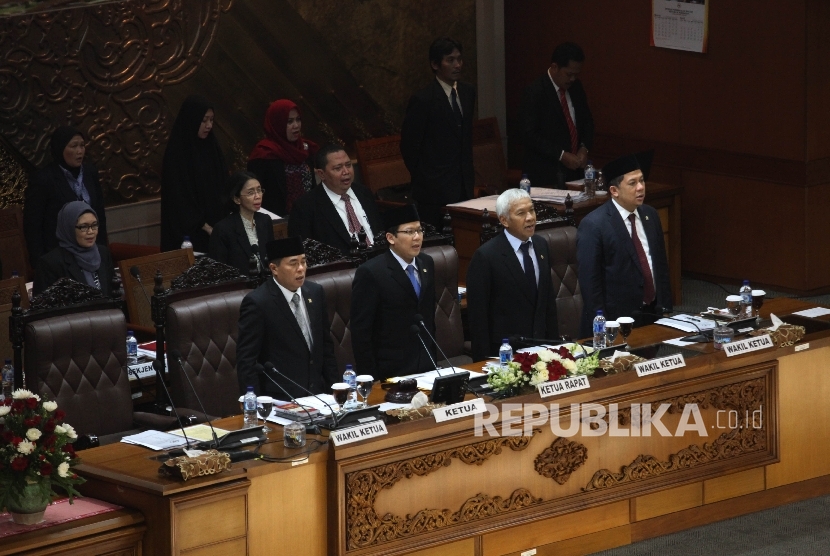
[24,126,108,268]
[160,95,228,252]
[34,201,114,296]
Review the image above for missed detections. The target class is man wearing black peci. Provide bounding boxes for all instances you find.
[236,236,338,398]
[350,204,436,381]
[401,37,476,229]
[576,151,672,338]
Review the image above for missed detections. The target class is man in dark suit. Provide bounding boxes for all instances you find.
[236,236,339,398]
[520,42,594,188]
[350,205,436,381]
[401,37,476,228]
[576,152,672,338]
[467,189,559,361]
[288,144,383,252]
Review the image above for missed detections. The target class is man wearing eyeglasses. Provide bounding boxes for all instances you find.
[466,189,559,361]
[350,204,437,381]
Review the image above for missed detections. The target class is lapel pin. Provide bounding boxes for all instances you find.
[423,268,427,273]
[540,255,545,259]
[308,298,312,304]
[645,215,649,220]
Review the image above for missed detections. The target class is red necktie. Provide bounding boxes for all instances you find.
[342,194,370,246]
[558,88,579,154]
[628,213,655,304]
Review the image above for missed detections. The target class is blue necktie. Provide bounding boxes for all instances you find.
[520,241,538,300]
[406,264,421,298]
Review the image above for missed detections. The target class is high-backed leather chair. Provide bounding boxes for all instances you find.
[422,244,469,366]
[536,225,582,340]
[0,205,32,280]
[307,268,357,372]
[0,276,28,362]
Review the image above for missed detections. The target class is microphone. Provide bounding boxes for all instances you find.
[151,359,192,450]
[410,324,441,374]
[413,314,458,375]
[261,362,340,432]
[130,266,169,407]
[169,350,220,448]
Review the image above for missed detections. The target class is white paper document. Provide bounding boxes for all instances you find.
[792,307,830,318]
[530,187,589,204]
[663,337,699,347]
[655,314,718,333]
[121,430,190,451]
[389,369,485,390]
[294,394,338,415]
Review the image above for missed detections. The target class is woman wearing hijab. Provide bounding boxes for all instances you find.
[24,126,108,268]
[160,95,228,252]
[34,201,114,296]
[209,171,274,276]
[247,99,318,216]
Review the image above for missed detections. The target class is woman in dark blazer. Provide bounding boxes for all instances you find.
[209,171,274,276]
[34,201,114,296]
[24,126,108,267]
[246,99,318,216]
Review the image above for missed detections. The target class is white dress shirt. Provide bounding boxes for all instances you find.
[322,183,374,244]
[390,249,421,288]
[436,78,462,116]
[611,198,655,287]
[504,230,540,285]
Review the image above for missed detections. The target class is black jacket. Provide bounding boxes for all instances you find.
[24,162,108,267]
[287,183,383,253]
[209,212,274,276]
[247,157,314,217]
[33,245,114,296]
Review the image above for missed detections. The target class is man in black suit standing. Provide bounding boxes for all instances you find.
[236,236,339,398]
[467,189,559,362]
[350,205,436,381]
[401,37,476,228]
[576,152,672,338]
[520,42,594,188]
[288,144,383,252]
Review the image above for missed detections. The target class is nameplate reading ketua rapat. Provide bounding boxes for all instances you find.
[723,334,774,357]
[329,420,388,446]
[634,354,686,377]
[433,398,486,423]
[537,376,591,399]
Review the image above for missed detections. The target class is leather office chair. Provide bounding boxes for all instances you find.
[422,244,470,367]
[535,225,582,340]
[307,268,357,372]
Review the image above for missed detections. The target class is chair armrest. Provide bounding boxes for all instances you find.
[133,412,178,430]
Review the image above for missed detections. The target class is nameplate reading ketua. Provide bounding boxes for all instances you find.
[329,420,388,446]
[634,354,686,377]
[538,376,591,399]
[433,398,486,423]
[723,334,774,357]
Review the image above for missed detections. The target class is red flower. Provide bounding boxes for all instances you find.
[555,346,575,361]
[11,436,23,447]
[55,409,66,421]
[547,360,568,381]
[12,400,24,412]
[63,444,76,458]
[2,430,12,442]
[43,419,56,433]
[43,434,56,447]
[2,398,11,406]
[11,457,28,471]
[26,397,38,409]
[40,462,53,476]
[512,352,539,373]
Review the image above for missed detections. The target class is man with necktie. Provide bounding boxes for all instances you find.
[401,37,476,228]
[520,42,594,188]
[236,236,339,398]
[466,189,559,362]
[350,204,437,381]
[576,151,673,338]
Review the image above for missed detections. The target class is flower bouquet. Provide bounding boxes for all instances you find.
[0,389,85,524]
[486,344,599,396]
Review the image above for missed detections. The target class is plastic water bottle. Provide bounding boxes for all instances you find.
[342,364,358,409]
[126,330,138,366]
[11,270,19,279]
[584,161,596,197]
[739,280,752,317]
[1,359,13,400]
[593,310,607,349]
[243,386,257,427]
[180,236,193,250]
[499,338,513,367]
[519,174,532,195]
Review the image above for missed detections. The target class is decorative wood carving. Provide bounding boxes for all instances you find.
[29,277,106,311]
[345,430,542,549]
[480,201,572,244]
[167,257,245,291]
[534,437,588,485]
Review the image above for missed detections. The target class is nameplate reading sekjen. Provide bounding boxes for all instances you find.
[330,420,388,446]
[537,376,591,398]
[634,354,686,377]
[433,398,486,423]
[724,334,774,357]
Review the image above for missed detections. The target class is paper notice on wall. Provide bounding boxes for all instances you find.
[651,0,709,53]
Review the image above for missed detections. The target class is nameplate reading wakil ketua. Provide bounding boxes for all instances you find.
[538,376,591,398]
[723,334,774,357]
[330,420,388,446]
[433,398,486,423]
[634,354,686,377]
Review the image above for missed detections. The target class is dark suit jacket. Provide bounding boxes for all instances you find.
[236,279,338,399]
[209,212,274,276]
[24,162,108,267]
[400,79,476,205]
[576,201,673,338]
[466,231,559,361]
[350,250,436,381]
[247,157,314,217]
[287,183,383,253]
[33,245,114,296]
[520,74,594,187]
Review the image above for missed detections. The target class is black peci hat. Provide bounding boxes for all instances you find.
[266,236,304,262]
[602,150,654,185]
[383,204,421,231]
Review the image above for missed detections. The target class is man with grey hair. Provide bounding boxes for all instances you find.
[466,189,559,361]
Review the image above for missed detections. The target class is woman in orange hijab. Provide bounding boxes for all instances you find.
[247,99,318,216]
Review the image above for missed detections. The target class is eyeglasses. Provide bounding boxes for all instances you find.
[75,223,99,233]
[395,228,424,237]
[241,188,264,198]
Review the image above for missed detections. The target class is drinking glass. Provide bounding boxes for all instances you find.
[726,295,742,317]
[617,317,634,345]
[256,396,273,433]
[355,375,374,408]
[331,383,350,413]
[605,321,620,346]
[751,290,766,319]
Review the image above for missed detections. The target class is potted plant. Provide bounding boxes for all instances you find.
[0,389,85,525]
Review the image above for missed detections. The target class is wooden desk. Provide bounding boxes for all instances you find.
[448,182,683,305]
[77,298,830,556]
